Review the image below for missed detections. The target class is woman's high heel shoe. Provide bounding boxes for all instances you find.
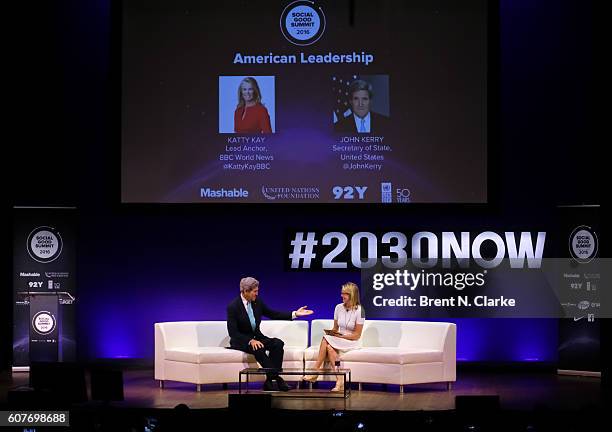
[331,381,345,392]
[302,374,319,382]
[302,368,324,382]
[331,376,345,392]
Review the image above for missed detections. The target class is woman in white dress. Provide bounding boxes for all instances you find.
[303,282,365,391]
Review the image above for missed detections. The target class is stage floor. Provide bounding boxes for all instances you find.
[1,368,601,412]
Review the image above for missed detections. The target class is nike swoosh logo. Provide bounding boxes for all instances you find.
[573,316,585,321]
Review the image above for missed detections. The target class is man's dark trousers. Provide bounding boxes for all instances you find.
[244,337,284,377]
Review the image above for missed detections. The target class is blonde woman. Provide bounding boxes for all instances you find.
[233,77,272,133]
[303,282,365,392]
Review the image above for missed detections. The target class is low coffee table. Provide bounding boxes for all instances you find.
[238,368,351,399]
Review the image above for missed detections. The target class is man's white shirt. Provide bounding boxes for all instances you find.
[353,112,371,133]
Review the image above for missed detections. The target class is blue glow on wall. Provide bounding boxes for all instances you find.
[61,0,584,364]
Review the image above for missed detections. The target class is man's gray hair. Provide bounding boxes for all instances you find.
[240,277,259,292]
[349,79,373,99]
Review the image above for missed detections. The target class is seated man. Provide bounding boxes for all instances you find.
[227,277,313,391]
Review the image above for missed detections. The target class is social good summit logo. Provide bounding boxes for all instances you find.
[280,1,326,46]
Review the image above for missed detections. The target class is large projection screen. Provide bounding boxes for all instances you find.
[121,0,489,204]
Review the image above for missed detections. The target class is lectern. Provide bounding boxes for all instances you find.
[17,291,75,362]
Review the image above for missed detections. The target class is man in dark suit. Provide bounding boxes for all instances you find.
[334,79,390,133]
[227,277,313,391]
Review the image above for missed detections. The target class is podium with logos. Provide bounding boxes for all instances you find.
[13,207,77,370]
[17,291,75,363]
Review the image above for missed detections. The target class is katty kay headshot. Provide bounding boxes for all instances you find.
[218,76,276,134]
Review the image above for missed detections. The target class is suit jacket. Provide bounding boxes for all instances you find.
[334,111,390,134]
[226,296,292,350]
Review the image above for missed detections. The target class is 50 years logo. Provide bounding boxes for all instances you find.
[280,0,326,46]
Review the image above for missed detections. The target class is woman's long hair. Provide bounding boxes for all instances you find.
[237,77,262,108]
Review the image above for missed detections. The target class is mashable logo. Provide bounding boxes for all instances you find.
[200,187,249,199]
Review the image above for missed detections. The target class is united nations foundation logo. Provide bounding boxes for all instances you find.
[569,225,598,264]
[27,226,63,263]
[280,0,326,46]
[32,311,56,335]
[262,186,320,201]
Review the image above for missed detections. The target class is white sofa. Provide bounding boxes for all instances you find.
[304,319,456,392]
[154,319,456,392]
[154,320,308,390]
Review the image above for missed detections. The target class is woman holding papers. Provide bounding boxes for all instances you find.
[303,282,365,392]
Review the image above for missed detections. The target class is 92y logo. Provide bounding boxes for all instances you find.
[333,186,367,200]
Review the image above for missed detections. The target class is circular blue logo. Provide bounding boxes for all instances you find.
[280,1,326,46]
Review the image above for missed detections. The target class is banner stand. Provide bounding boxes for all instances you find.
[556,204,601,378]
[12,206,77,371]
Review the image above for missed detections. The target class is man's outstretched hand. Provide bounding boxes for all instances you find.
[295,306,314,317]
